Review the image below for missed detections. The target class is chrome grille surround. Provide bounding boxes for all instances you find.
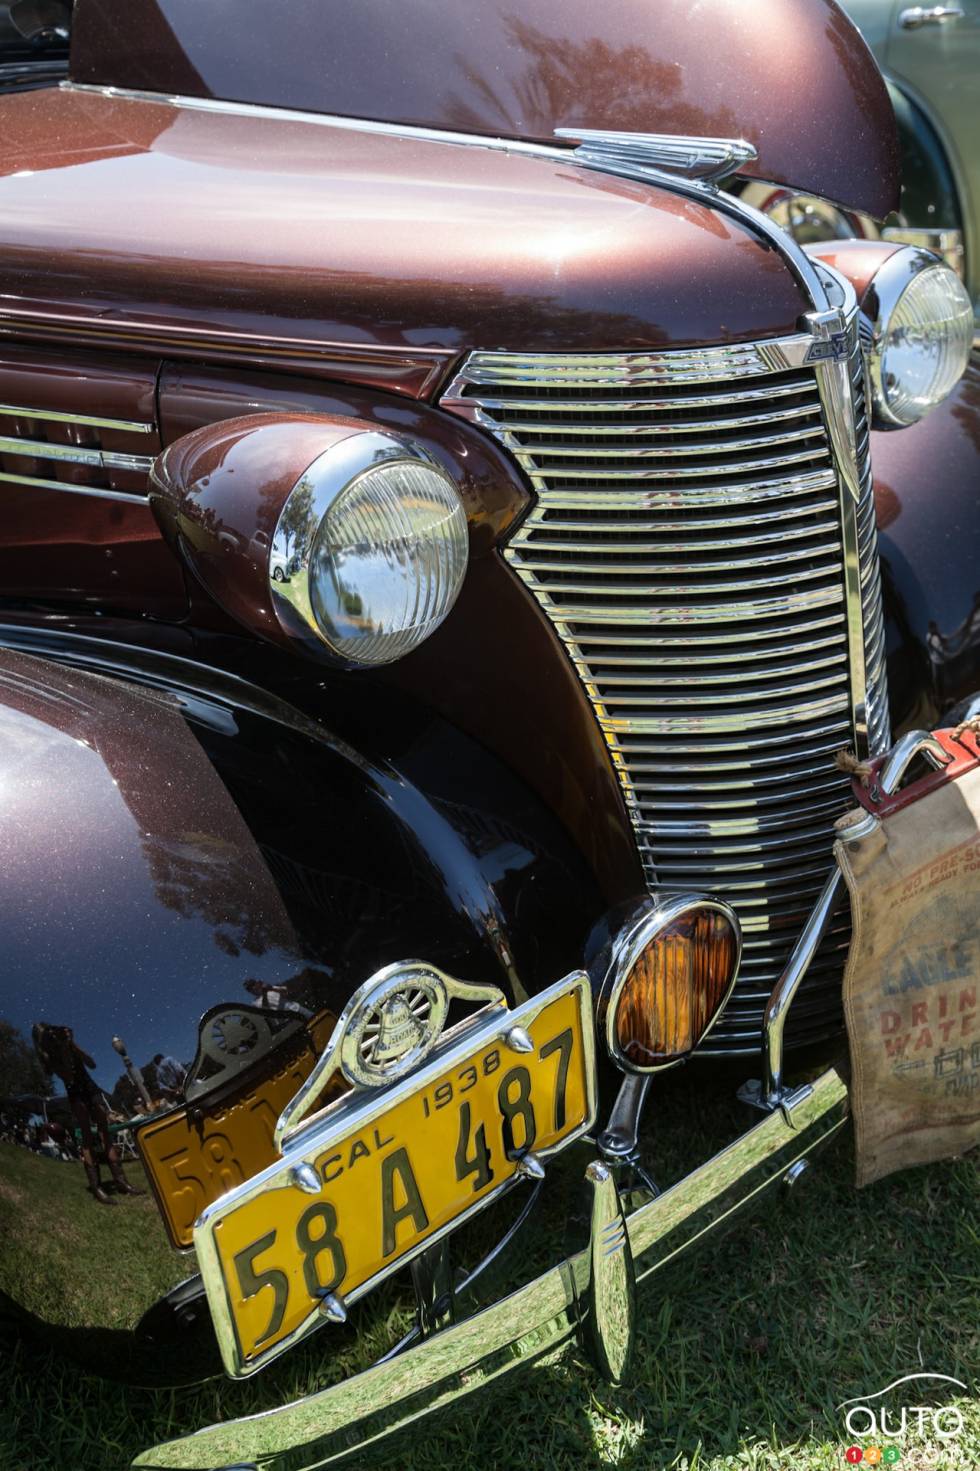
[442,325,890,1054]
[0,402,155,503]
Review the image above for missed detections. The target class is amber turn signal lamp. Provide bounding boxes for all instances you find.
[604,897,741,1072]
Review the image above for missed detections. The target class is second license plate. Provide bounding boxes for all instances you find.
[195,972,596,1375]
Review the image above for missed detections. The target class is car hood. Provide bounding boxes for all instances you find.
[69,0,899,219]
[0,86,815,385]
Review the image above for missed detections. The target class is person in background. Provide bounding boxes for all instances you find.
[32,1024,144,1205]
[151,1052,186,1100]
[46,1119,74,1159]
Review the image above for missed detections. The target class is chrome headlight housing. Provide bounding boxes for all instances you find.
[271,431,468,666]
[866,247,973,427]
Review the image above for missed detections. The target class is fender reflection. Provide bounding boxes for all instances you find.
[0,637,608,1382]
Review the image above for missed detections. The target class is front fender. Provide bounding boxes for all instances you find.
[0,642,604,1382]
[872,355,980,731]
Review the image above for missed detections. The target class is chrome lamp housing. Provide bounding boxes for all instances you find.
[864,245,973,427]
[596,896,743,1076]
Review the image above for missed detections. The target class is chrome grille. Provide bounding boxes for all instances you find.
[0,402,155,502]
[443,339,890,1054]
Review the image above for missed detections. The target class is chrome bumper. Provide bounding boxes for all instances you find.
[135,1066,848,1471]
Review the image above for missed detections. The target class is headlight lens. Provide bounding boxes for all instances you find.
[271,433,468,666]
[869,251,973,426]
[311,460,467,665]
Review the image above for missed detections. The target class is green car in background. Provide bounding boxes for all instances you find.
[741,0,979,331]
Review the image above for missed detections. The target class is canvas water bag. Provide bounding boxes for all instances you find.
[834,725,980,1187]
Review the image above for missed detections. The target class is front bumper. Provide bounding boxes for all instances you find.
[136,1066,848,1471]
[138,729,924,1469]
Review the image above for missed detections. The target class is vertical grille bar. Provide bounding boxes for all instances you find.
[442,335,890,1055]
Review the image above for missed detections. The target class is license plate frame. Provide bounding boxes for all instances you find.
[136,1013,339,1250]
[195,971,597,1377]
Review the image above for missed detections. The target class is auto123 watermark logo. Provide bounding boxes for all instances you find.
[838,1372,967,1462]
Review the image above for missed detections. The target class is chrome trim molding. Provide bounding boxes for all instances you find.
[443,317,891,1054]
[601,895,742,1074]
[0,304,452,388]
[135,1067,848,1469]
[0,402,155,433]
[0,470,150,504]
[850,332,891,759]
[452,336,823,386]
[806,306,861,504]
[0,401,156,502]
[195,971,598,1378]
[59,79,592,156]
[0,434,153,472]
[555,128,756,184]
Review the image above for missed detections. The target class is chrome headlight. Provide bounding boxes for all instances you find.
[271,431,468,666]
[866,247,973,427]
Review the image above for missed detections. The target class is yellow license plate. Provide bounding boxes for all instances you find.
[195,973,596,1376]
[137,1013,339,1249]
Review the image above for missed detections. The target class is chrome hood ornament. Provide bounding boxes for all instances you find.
[274,962,507,1150]
[554,129,757,185]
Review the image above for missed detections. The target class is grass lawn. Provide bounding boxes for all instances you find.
[1,1063,977,1471]
[0,1140,188,1333]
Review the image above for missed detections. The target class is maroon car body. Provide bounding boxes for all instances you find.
[0,4,976,1469]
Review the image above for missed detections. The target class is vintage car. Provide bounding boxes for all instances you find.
[0,1,978,1468]
[741,0,980,330]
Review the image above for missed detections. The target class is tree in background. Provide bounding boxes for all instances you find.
[0,1019,50,1098]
